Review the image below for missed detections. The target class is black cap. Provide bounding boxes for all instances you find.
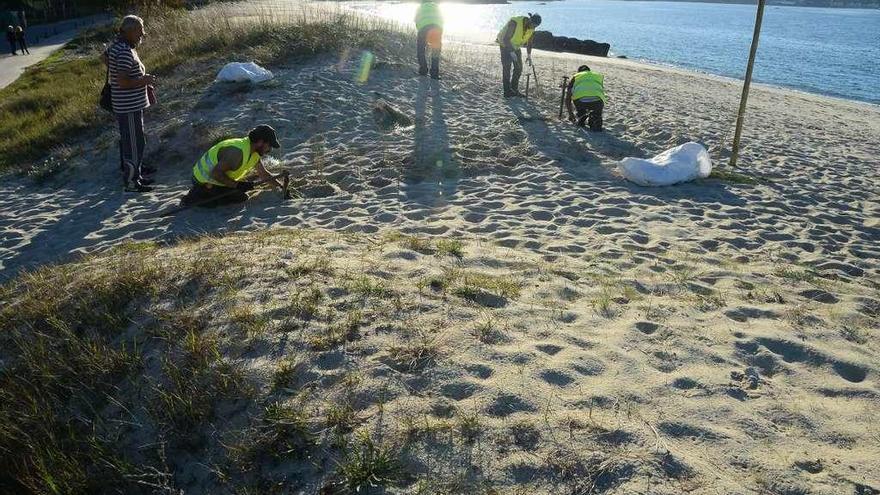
[529,13,542,26]
[578,65,590,72]
[249,124,280,148]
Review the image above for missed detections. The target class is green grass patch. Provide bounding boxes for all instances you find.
[0,6,397,174]
[335,432,401,492]
[386,232,466,258]
[709,167,766,185]
[0,53,107,173]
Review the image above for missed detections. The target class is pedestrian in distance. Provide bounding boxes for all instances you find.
[14,26,29,55]
[496,13,541,97]
[414,0,443,80]
[565,64,606,132]
[104,15,157,193]
[180,125,287,208]
[6,26,16,55]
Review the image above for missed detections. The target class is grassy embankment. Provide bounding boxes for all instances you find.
[0,230,509,494]
[0,4,395,177]
[4,227,874,494]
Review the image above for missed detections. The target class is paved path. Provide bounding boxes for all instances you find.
[0,15,111,90]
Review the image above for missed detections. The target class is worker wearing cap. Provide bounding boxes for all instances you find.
[496,13,541,97]
[181,125,286,207]
[565,64,606,131]
[414,0,443,79]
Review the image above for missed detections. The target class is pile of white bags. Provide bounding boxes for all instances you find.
[618,142,712,186]
[215,62,274,83]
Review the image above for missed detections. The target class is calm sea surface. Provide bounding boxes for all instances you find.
[347,0,880,103]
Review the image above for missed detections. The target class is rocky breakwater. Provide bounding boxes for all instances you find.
[532,30,610,57]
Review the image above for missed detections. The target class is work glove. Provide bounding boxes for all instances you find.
[236,181,256,192]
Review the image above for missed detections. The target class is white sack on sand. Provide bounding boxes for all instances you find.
[215,62,274,83]
[619,142,712,186]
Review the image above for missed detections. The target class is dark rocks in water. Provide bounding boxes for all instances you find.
[617,55,628,59]
[532,30,610,57]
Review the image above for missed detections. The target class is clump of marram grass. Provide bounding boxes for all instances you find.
[334,431,402,492]
[385,232,466,258]
[708,167,764,185]
[272,357,304,391]
[591,286,617,318]
[309,309,363,351]
[230,304,271,337]
[422,268,521,306]
[286,255,335,279]
[227,400,316,471]
[289,286,325,320]
[456,409,483,444]
[348,274,398,301]
[387,332,440,372]
[472,315,508,344]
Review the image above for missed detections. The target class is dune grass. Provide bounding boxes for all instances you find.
[0,229,533,494]
[0,4,401,174]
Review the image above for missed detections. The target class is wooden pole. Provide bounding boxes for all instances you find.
[729,0,766,168]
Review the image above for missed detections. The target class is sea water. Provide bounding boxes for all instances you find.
[347,0,880,104]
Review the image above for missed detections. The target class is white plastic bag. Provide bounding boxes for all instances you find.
[618,142,712,186]
[215,62,274,83]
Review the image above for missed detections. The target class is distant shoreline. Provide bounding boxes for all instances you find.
[387,0,880,9]
[616,0,879,9]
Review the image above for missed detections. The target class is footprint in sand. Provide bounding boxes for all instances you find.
[539,369,575,387]
[464,363,494,379]
[634,321,660,334]
[486,393,538,417]
[440,380,481,401]
[536,343,564,355]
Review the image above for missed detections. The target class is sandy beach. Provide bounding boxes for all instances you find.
[2,37,877,278]
[0,3,878,493]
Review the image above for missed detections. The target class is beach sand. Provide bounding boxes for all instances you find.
[0,6,878,493]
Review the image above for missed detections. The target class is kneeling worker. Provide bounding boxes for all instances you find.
[182,125,285,207]
[565,65,606,131]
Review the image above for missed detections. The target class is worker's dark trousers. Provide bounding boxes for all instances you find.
[574,99,604,131]
[16,37,29,54]
[182,178,248,207]
[116,110,145,187]
[500,46,523,93]
[7,40,15,55]
[417,25,440,78]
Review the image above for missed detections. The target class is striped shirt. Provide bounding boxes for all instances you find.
[107,37,149,114]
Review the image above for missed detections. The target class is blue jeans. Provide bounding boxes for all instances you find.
[500,46,523,93]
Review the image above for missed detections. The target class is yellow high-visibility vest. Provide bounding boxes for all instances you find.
[571,71,606,103]
[415,2,443,30]
[496,16,534,49]
[192,137,261,186]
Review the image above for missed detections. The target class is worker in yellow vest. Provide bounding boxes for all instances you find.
[181,125,286,207]
[496,13,541,97]
[414,0,443,79]
[565,65,606,131]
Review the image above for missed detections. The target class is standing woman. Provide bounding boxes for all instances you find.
[106,15,156,192]
[14,26,29,54]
